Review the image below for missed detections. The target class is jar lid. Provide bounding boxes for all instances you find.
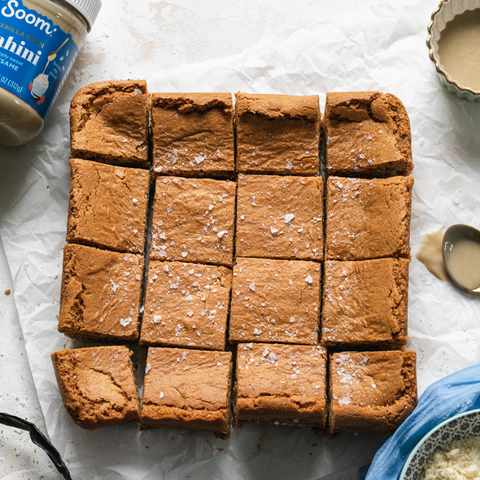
[63,0,102,32]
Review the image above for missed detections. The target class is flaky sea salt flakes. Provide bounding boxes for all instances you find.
[159,233,166,240]
[120,317,132,327]
[305,275,313,284]
[249,283,256,292]
[339,397,351,406]
[217,230,227,239]
[187,312,194,317]
[185,295,193,302]
[284,213,295,224]
[270,226,278,234]
[132,198,139,205]
[253,328,262,335]
[181,252,188,258]
[110,280,119,294]
[145,363,151,374]
[153,315,162,324]
[159,392,164,398]
[289,317,295,323]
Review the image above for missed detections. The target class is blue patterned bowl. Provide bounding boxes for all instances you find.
[399,409,480,480]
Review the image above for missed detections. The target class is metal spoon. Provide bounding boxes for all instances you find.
[442,224,480,295]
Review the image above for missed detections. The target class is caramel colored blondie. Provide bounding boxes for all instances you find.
[51,346,140,429]
[329,350,417,434]
[322,258,410,348]
[325,92,413,177]
[67,159,150,255]
[229,257,320,345]
[151,93,234,177]
[235,93,320,175]
[236,175,323,261]
[235,343,327,430]
[140,261,232,350]
[325,176,413,260]
[58,244,143,342]
[150,176,236,266]
[141,347,233,438]
[70,80,149,168]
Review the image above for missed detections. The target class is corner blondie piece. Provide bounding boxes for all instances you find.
[329,350,417,434]
[150,176,236,266]
[325,176,413,260]
[151,93,234,177]
[236,175,323,261]
[229,258,321,345]
[325,92,413,177]
[235,93,320,175]
[58,244,143,342]
[70,80,149,168]
[140,261,232,350]
[141,347,233,438]
[322,258,410,348]
[235,343,327,430]
[66,159,150,254]
[51,346,140,429]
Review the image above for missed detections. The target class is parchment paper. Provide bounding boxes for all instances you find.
[1,0,480,478]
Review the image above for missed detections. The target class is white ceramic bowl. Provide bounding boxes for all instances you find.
[399,408,480,479]
[427,0,480,101]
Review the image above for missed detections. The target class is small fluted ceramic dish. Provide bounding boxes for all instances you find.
[427,0,480,101]
[399,409,480,480]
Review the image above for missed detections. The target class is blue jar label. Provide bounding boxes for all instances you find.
[0,0,79,119]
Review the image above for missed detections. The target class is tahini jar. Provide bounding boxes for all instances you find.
[0,0,101,146]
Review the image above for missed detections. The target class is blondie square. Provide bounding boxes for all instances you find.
[150,176,236,266]
[235,93,320,175]
[70,80,149,168]
[322,258,410,348]
[236,175,323,261]
[51,346,140,430]
[140,261,232,350]
[235,343,327,430]
[151,93,234,177]
[229,257,321,345]
[325,92,413,177]
[329,350,417,434]
[66,158,150,254]
[58,244,143,342]
[141,347,233,438]
[325,176,413,260]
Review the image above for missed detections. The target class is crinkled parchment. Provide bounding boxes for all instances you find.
[1,1,480,479]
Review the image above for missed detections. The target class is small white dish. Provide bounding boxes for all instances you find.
[399,408,480,479]
[427,0,480,102]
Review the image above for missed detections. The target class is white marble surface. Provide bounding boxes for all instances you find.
[0,0,460,478]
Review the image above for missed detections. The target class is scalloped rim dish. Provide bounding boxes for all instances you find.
[427,0,480,101]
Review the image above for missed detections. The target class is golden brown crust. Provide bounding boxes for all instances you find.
[229,258,321,345]
[328,350,417,434]
[141,348,232,438]
[235,93,320,175]
[140,261,232,350]
[150,176,236,266]
[66,158,150,254]
[322,258,410,348]
[151,93,234,177]
[70,80,149,168]
[325,176,414,260]
[58,244,143,341]
[325,91,413,177]
[235,343,327,430]
[51,346,140,430]
[236,175,324,261]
